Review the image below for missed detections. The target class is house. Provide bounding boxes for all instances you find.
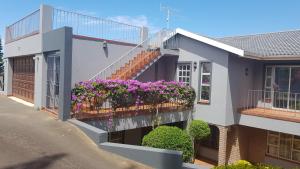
[3,4,300,168]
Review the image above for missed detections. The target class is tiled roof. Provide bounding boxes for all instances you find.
[217,30,300,58]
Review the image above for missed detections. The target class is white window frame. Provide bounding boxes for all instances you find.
[199,62,212,104]
[176,62,192,86]
[266,131,300,163]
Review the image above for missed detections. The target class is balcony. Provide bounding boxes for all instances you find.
[240,90,300,123]
[6,5,143,44]
[71,80,195,121]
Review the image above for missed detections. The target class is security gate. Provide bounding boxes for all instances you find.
[46,52,60,113]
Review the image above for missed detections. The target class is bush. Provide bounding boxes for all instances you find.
[188,120,211,140]
[142,126,193,162]
[213,160,284,169]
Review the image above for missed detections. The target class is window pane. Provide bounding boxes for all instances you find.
[292,151,300,162]
[279,134,292,159]
[268,135,279,145]
[186,65,190,70]
[290,67,300,93]
[266,67,272,76]
[201,86,210,101]
[202,63,211,73]
[293,136,300,151]
[267,145,279,156]
[266,78,271,87]
[202,75,211,85]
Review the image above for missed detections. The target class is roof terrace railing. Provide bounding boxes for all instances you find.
[52,8,143,44]
[5,9,40,43]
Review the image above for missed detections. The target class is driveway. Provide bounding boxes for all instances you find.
[0,96,148,169]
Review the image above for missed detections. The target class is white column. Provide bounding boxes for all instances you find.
[140,27,148,44]
[3,58,12,95]
[33,54,46,110]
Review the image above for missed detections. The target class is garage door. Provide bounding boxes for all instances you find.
[12,56,35,103]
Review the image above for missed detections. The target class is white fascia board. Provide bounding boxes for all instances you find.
[175,28,245,56]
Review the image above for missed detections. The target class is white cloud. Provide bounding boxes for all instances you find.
[107,15,161,33]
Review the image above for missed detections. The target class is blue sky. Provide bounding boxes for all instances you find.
[1,0,300,41]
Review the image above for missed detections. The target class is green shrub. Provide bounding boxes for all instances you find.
[142,126,193,162]
[188,120,211,140]
[213,160,284,169]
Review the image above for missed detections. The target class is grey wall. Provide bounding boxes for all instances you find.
[100,142,183,169]
[69,119,108,144]
[176,35,230,126]
[137,55,177,82]
[42,27,73,120]
[4,34,42,58]
[238,113,300,136]
[72,38,138,85]
[225,55,259,125]
[84,110,192,132]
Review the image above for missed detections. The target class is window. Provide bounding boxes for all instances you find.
[177,63,192,86]
[199,62,212,104]
[201,125,219,149]
[267,131,300,163]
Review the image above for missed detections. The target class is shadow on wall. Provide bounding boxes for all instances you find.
[1,153,68,169]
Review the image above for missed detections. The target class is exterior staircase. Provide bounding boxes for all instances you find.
[89,29,176,81]
[109,50,161,80]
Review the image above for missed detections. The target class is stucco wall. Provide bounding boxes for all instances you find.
[137,56,177,82]
[4,34,42,58]
[84,110,192,132]
[72,38,137,85]
[177,35,230,126]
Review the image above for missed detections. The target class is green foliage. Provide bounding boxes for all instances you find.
[188,120,211,141]
[142,126,193,162]
[213,160,284,169]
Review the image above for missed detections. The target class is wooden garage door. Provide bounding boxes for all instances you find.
[12,56,35,103]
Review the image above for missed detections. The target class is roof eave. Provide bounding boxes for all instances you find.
[175,28,245,56]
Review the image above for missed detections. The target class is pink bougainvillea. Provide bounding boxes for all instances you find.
[71,79,196,112]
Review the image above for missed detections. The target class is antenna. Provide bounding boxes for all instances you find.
[160,3,178,29]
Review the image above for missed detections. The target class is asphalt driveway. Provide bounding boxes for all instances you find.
[0,95,148,169]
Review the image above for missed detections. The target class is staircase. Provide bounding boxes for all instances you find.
[109,50,161,80]
[89,29,176,81]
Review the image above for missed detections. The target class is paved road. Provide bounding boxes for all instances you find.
[0,96,148,169]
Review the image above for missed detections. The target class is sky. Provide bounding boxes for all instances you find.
[1,0,300,42]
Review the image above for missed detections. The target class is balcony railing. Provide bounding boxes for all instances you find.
[243,90,300,112]
[71,80,195,120]
[52,8,143,44]
[5,9,40,43]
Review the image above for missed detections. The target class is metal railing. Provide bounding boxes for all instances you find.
[89,29,177,80]
[5,10,40,43]
[244,90,300,112]
[52,8,142,44]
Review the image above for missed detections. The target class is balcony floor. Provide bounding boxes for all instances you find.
[240,108,300,123]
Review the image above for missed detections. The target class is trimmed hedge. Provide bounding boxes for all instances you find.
[188,120,211,141]
[142,126,193,162]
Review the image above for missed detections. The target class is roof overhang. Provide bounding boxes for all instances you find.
[174,28,245,56]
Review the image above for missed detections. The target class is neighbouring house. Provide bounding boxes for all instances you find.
[3,4,300,168]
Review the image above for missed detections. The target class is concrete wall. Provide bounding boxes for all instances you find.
[176,35,230,126]
[100,142,183,169]
[72,37,137,85]
[137,55,177,82]
[84,110,192,132]
[4,34,42,58]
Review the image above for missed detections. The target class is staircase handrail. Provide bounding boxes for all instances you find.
[89,29,176,80]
